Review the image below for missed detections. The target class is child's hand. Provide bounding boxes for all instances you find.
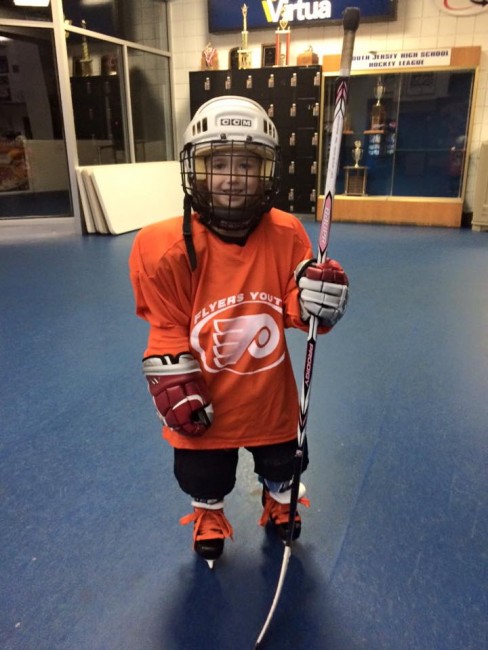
[295,258,349,327]
[143,354,213,436]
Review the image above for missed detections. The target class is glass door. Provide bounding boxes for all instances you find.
[0,26,71,218]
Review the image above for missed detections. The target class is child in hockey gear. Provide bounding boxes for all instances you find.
[129,96,349,566]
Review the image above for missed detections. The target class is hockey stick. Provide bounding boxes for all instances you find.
[254,7,360,648]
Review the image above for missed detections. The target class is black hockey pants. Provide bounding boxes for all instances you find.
[173,438,309,501]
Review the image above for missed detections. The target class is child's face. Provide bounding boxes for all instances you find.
[205,152,262,210]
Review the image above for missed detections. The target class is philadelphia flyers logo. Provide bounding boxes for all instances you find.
[190,302,285,375]
[431,0,488,14]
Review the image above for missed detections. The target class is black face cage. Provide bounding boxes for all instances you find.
[180,140,281,235]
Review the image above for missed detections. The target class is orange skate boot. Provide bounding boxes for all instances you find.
[259,484,310,541]
[180,500,233,568]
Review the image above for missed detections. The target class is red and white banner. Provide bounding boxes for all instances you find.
[431,1,488,15]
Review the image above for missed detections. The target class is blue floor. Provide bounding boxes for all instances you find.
[1,222,487,650]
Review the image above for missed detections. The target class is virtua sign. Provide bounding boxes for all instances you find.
[262,0,332,23]
[208,1,397,33]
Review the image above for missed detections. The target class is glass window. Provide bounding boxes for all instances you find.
[128,48,173,162]
[63,1,118,39]
[0,26,71,218]
[393,71,473,198]
[67,31,128,165]
[117,0,169,51]
[62,1,169,50]
[0,2,51,22]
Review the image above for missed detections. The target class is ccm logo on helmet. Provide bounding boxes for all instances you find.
[219,118,253,127]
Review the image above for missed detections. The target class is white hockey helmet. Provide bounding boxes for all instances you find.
[180,95,281,242]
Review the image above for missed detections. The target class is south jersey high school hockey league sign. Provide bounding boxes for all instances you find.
[207,0,397,32]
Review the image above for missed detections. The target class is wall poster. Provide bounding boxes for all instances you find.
[0,139,30,193]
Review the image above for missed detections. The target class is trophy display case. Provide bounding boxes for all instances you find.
[189,65,322,215]
[322,69,474,199]
[319,46,480,227]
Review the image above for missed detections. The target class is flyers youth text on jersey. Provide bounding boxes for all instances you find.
[129,209,317,450]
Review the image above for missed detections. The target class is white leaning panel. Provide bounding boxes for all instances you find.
[75,166,96,234]
[88,161,183,235]
[81,168,109,234]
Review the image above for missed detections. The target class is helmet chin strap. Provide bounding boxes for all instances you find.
[183,195,262,270]
[200,202,265,244]
[211,205,257,229]
[183,194,197,271]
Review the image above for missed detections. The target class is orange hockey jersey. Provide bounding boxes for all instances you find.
[129,208,324,450]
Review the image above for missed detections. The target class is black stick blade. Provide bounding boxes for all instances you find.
[343,6,360,32]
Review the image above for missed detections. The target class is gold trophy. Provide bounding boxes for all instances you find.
[371,77,386,130]
[352,140,363,168]
[79,20,93,77]
[275,8,291,66]
[344,139,367,195]
[238,4,252,70]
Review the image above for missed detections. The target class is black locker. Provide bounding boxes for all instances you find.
[189,71,229,115]
[71,76,123,143]
[189,65,322,215]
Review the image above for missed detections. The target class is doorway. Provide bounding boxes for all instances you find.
[0,26,71,219]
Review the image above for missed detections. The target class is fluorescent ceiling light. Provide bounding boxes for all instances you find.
[13,1,50,7]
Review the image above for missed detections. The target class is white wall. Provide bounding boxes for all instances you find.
[169,0,488,212]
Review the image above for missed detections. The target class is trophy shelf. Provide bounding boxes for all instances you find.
[317,195,463,228]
